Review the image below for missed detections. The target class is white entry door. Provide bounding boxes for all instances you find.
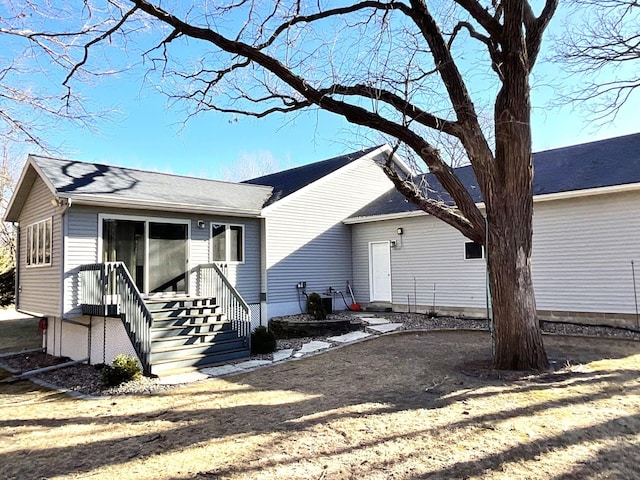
[369,241,392,302]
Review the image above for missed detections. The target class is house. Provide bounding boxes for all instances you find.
[346,133,640,328]
[6,133,640,375]
[5,156,273,375]
[244,144,410,318]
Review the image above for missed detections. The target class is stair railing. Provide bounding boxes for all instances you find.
[80,262,153,375]
[196,263,252,345]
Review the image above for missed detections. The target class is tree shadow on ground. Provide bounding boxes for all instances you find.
[0,331,638,479]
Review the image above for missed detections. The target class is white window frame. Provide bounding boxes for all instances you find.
[464,241,485,260]
[210,223,245,264]
[25,217,52,267]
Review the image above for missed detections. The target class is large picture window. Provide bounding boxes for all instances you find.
[26,218,52,266]
[211,224,244,263]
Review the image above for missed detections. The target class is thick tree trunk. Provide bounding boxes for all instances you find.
[485,0,549,371]
[486,199,549,370]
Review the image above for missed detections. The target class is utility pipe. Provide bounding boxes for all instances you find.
[3,357,90,382]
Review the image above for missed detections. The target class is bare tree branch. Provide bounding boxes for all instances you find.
[554,0,639,118]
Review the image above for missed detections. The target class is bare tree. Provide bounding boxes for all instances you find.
[0,1,113,153]
[42,0,556,370]
[219,150,292,182]
[554,0,640,119]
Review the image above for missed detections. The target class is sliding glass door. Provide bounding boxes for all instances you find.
[102,217,189,295]
[148,222,188,293]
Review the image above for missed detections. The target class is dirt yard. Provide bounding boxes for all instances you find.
[1,331,639,479]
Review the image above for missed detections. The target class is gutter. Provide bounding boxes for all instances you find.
[62,195,265,218]
[344,182,640,224]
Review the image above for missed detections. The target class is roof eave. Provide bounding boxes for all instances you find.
[65,195,266,218]
[344,182,640,224]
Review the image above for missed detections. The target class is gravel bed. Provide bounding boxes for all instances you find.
[1,312,638,397]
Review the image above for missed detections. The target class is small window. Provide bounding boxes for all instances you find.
[464,241,484,260]
[25,218,52,267]
[211,224,244,263]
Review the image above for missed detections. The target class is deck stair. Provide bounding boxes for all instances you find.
[146,296,250,376]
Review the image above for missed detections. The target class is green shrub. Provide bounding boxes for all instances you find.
[306,292,326,320]
[251,326,277,354]
[102,354,142,387]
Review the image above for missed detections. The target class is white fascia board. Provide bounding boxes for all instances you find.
[261,144,394,215]
[344,183,640,224]
[532,182,640,203]
[344,209,428,224]
[65,195,264,218]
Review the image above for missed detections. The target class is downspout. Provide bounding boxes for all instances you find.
[259,216,268,327]
[60,200,70,322]
[14,223,20,310]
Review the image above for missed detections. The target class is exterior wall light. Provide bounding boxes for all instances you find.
[396,227,403,235]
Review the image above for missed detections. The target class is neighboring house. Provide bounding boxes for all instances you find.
[244,144,410,318]
[6,133,640,375]
[346,133,640,328]
[5,156,272,375]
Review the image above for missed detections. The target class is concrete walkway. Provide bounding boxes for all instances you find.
[0,307,37,322]
[159,314,404,385]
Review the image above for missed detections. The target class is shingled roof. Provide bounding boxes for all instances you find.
[243,146,383,206]
[349,132,640,219]
[5,155,273,221]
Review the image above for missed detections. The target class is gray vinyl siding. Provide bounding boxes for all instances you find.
[63,206,262,317]
[351,189,640,315]
[351,215,487,309]
[264,155,394,306]
[64,208,99,316]
[531,190,640,313]
[16,176,61,316]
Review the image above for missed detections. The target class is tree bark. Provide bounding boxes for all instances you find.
[485,0,549,371]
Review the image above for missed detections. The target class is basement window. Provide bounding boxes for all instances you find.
[211,224,244,263]
[464,241,484,260]
[26,218,52,267]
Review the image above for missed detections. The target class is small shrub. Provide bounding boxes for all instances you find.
[306,292,327,320]
[251,326,277,354]
[102,354,142,387]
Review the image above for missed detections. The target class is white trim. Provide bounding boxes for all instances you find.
[262,145,398,214]
[344,183,640,224]
[63,194,263,218]
[345,210,427,224]
[368,241,392,302]
[24,217,53,268]
[532,182,640,203]
[98,213,191,295]
[5,157,59,222]
[210,222,246,264]
[463,241,485,260]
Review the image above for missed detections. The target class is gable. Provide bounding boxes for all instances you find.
[244,146,383,206]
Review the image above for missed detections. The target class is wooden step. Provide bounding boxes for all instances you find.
[150,337,248,362]
[151,317,228,331]
[151,330,238,348]
[151,348,250,376]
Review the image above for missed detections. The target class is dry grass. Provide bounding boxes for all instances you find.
[1,331,639,480]
[0,317,41,354]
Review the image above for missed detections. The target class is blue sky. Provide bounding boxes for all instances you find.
[23,3,640,180]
